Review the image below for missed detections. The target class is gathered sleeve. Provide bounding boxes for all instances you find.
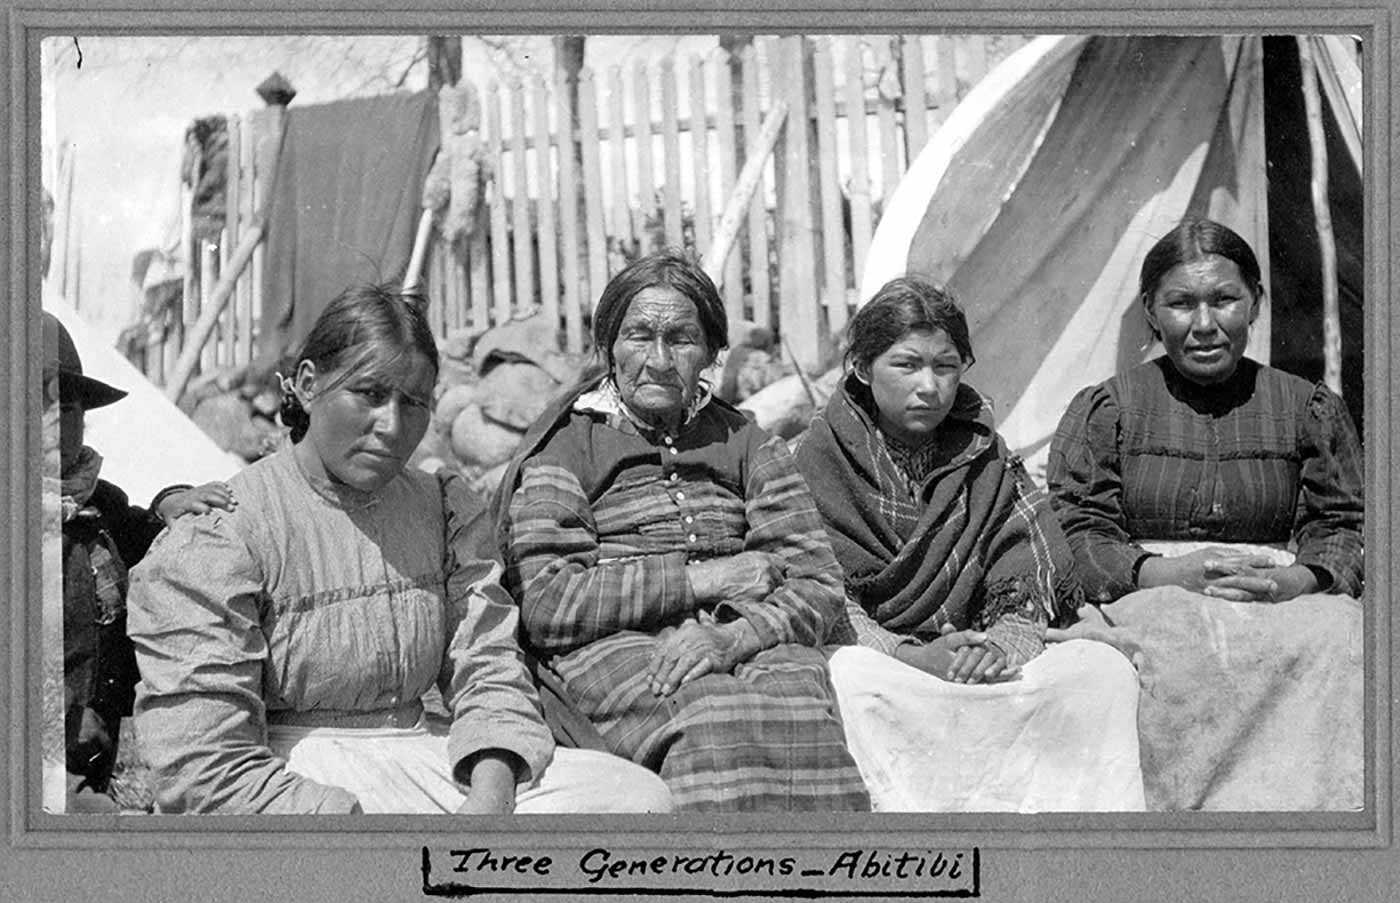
[1046,384,1149,603]
[1294,385,1365,596]
[436,473,554,788]
[505,455,696,656]
[126,511,359,814]
[724,432,845,649]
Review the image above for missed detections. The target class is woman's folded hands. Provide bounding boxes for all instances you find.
[895,624,1021,685]
[646,615,763,697]
[1137,547,1317,602]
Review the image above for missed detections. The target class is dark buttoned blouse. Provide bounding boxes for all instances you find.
[1047,357,1364,603]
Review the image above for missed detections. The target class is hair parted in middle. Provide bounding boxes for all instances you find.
[279,281,440,442]
[1138,217,1265,302]
[844,275,975,373]
[590,249,730,370]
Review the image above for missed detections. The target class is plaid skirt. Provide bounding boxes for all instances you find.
[554,634,870,812]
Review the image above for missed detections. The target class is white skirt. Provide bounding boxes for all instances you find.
[266,718,673,814]
[827,638,1145,812]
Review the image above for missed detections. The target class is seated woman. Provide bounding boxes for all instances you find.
[495,251,870,812]
[128,283,671,814]
[1046,217,1364,811]
[793,276,1144,812]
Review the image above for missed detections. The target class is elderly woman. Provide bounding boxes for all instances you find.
[1046,218,1364,810]
[495,251,870,812]
[793,276,1144,812]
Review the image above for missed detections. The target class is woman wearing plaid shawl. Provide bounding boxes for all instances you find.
[1047,219,1364,810]
[793,276,1145,812]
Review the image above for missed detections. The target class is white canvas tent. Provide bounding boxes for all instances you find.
[862,34,1363,476]
[44,290,243,502]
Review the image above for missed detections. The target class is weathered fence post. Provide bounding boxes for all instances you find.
[739,45,772,329]
[776,36,823,372]
[843,38,876,292]
[247,71,294,358]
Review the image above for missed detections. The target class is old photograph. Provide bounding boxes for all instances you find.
[7,8,1390,903]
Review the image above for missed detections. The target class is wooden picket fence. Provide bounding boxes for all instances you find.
[136,101,285,395]
[422,34,1024,371]
[152,33,1026,395]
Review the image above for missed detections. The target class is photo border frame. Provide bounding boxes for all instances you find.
[3,2,1394,900]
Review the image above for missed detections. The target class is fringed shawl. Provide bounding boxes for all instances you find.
[795,374,1080,637]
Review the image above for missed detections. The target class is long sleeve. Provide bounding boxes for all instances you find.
[836,593,910,656]
[127,512,359,814]
[1294,385,1365,596]
[723,433,844,649]
[1046,384,1149,603]
[437,474,554,787]
[506,456,696,656]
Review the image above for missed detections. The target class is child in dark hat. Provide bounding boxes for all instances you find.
[45,311,234,811]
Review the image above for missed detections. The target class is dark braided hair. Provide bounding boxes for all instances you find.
[279,282,439,442]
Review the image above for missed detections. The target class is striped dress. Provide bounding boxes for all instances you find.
[500,384,870,812]
[1046,357,1365,809]
[1047,356,1363,602]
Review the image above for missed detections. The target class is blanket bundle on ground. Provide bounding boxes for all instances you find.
[1093,584,1364,811]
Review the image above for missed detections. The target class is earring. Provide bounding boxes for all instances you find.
[277,370,313,405]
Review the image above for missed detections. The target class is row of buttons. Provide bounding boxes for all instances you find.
[664,436,696,542]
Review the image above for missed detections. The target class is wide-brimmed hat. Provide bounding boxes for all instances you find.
[43,312,127,409]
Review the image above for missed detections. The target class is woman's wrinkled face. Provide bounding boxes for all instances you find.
[610,285,713,427]
[859,328,966,446]
[295,347,436,493]
[1145,254,1259,385]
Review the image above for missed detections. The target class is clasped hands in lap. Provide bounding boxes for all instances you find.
[644,551,776,697]
[1136,547,1317,602]
[895,624,1019,686]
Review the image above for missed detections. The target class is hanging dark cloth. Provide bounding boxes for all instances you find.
[261,90,439,357]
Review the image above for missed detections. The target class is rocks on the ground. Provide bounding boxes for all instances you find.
[449,403,522,470]
[427,312,588,496]
[715,321,790,404]
[189,391,284,462]
[739,365,844,440]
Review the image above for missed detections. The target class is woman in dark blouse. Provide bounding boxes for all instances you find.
[1047,217,1364,810]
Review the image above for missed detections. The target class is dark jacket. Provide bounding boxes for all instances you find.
[63,478,165,785]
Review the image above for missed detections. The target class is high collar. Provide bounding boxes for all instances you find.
[574,376,713,439]
[1155,355,1260,414]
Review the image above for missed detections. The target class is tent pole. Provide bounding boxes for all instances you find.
[1297,36,1343,396]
